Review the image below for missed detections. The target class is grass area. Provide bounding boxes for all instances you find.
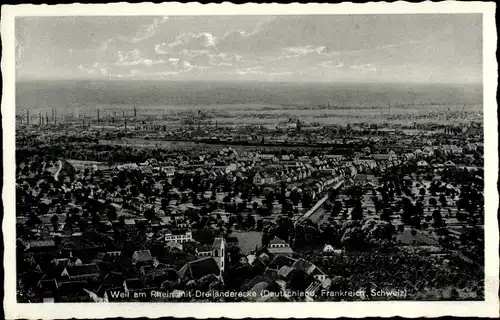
[229,231,262,255]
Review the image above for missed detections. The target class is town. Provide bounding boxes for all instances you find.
[16,110,484,302]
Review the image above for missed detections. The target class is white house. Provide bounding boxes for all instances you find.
[164,230,193,244]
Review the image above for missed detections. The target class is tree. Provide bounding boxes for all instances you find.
[144,207,156,221]
[419,188,426,196]
[432,209,443,227]
[252,202,259,212]
[245,214,256,230]
[429,198,438,207]
[351,204,363,220]
[50,214,59,231]
[380,208,391,222]
[256,219,263,232]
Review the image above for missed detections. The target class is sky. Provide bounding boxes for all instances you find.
[15,14,482,83]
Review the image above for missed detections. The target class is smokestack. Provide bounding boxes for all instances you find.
[97,109,100,124]
[39,112,42,126]
[54,109,57,124]
[134,106,137,118]
[26,110,30,125]
[46,113,49,125]
[124,118,127,132]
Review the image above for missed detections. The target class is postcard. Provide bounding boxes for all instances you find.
[2,2,498,318]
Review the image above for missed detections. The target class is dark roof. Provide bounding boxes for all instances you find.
[38,279,58,293]
[124,278,144,290]
[64,264,100,277]
[197,244,212,252]
[57,280,87,294]
[133,250,153,262]
[242,275,271,292]
[170,228,189,235]
[269,255,296,269]
[264,267,278,280]
[292,258,315,273]
[178,257,220,280]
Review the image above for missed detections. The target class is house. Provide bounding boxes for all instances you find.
[123,278,144,293]
[277,265,297,282]
[26,240,57,253]
[124,219,136,230]
[292,258,327,282]
[196,244,212,257]
[444,160,456,167]
[253,172,264,185]
[264,267,279,280]
[132,250,154,265]
[56,280,90,302]
[267,237,294,257]
[61,264,100,281]
[177,257,221,281]
[372,154,394,161]
[417,160,429,167]
[37,278,58,301]
[164,229,193,244]
[269,255,297,270]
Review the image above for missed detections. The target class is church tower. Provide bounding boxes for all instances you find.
[212,237,227,275]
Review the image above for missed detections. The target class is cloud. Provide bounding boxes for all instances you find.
[115,49,165,67]
[97,16,169,52]
[282,45,328,58]
[318,60,344,68]
[112,69,142,78]
[78,62,100,74]
[131,16,169,43]
[350,63,377,72]
[221,17,275,40]
[157,32,217,54]
[231,67,292,77]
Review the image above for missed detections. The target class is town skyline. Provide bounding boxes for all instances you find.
[16,14,482,84]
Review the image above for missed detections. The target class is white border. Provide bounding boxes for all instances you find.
[2,2,498,319]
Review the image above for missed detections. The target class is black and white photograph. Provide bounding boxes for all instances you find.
[2,2,498,318]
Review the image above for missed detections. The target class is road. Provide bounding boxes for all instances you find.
[296,179,345,225]
[54,160,63,181]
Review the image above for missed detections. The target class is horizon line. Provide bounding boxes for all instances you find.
[15,78,483,86]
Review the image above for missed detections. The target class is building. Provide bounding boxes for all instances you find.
[292,258,327,282]
[178,257,221,281]
[132,250,154,266]
[61,264,100,281]
[212,237,227,274]
[164,229,193,244]
[267,237,294,257]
